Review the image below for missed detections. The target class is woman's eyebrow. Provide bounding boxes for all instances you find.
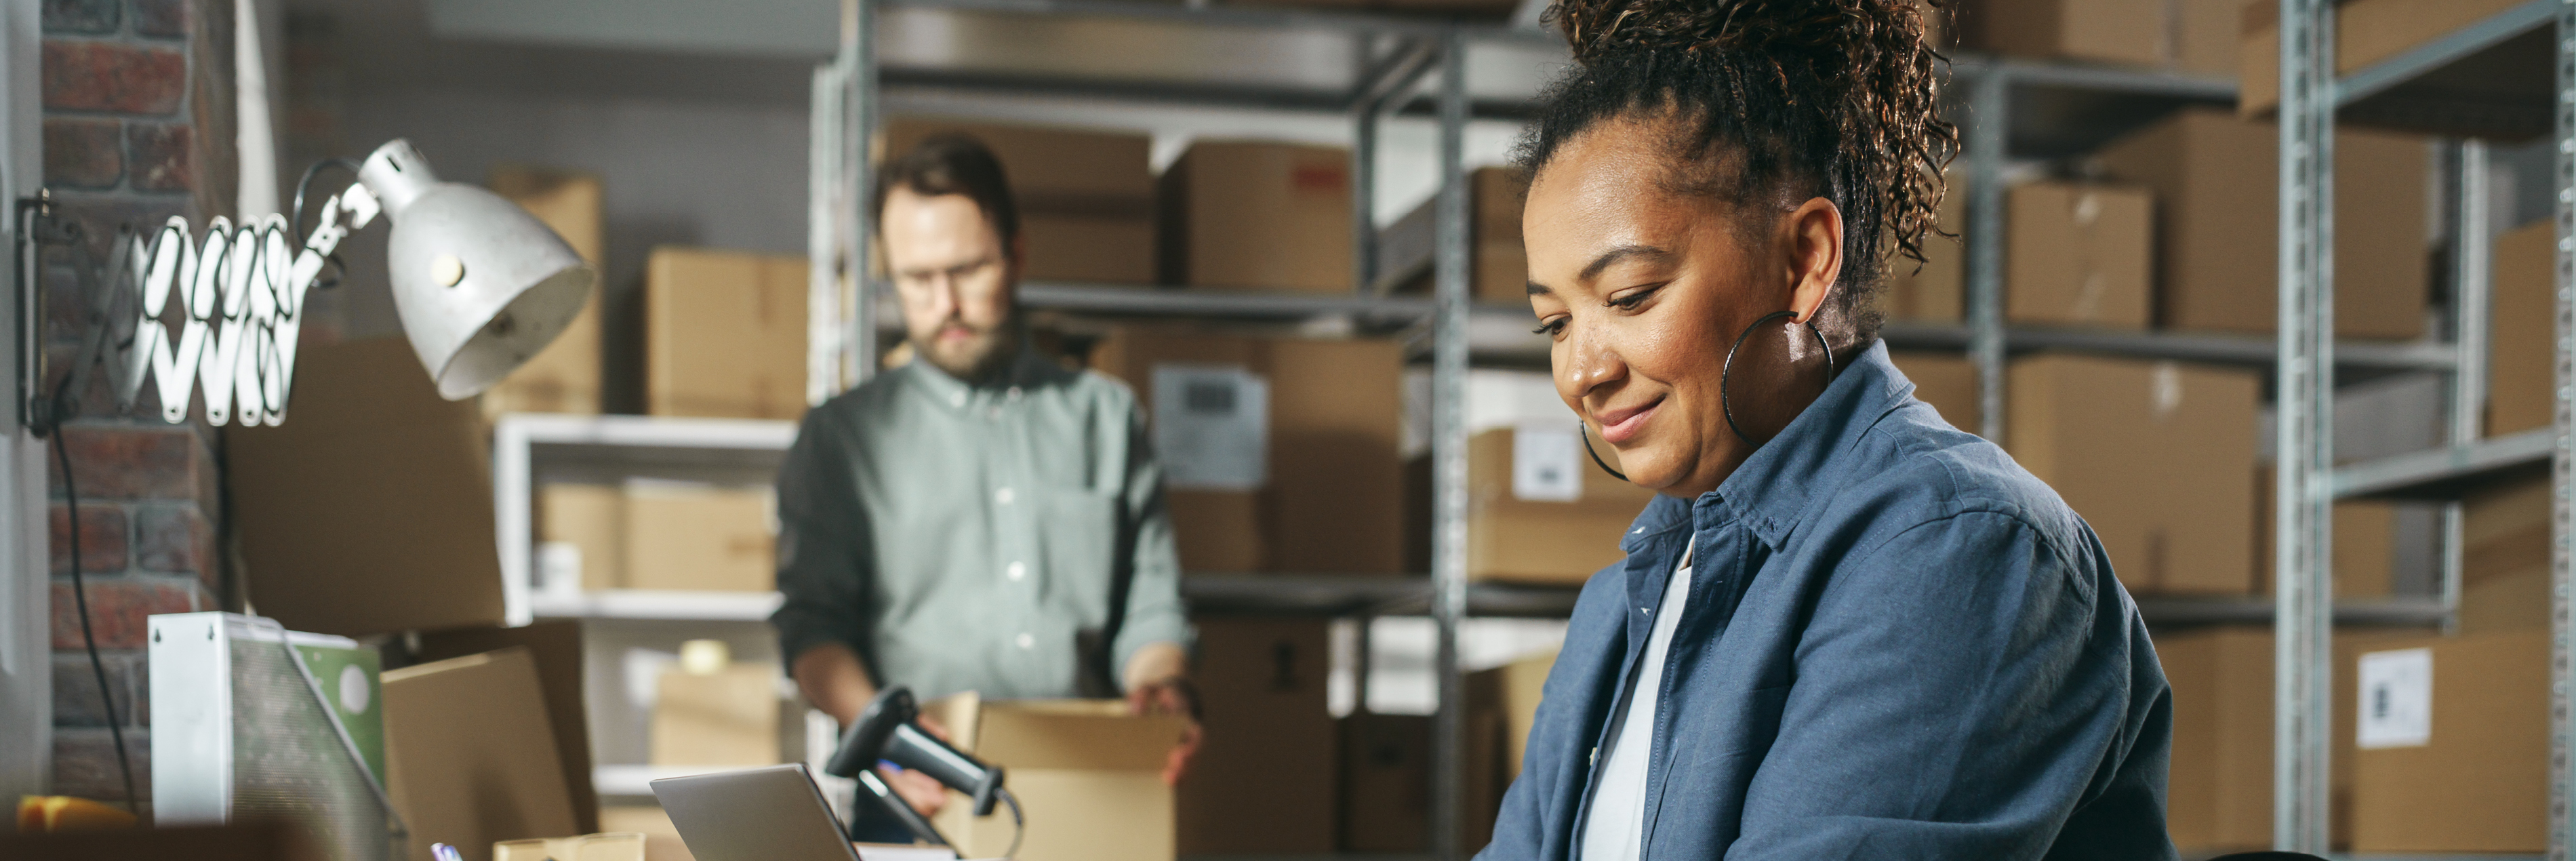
[1580,244,1672,282]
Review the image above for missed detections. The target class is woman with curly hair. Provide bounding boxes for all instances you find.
[1483,1,2175,858]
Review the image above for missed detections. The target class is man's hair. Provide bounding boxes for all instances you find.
[1514,0,1958,347]
[874,132,1020,248]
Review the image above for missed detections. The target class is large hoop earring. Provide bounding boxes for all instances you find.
[1578,421,1628,481]
[1719,310,1837,447]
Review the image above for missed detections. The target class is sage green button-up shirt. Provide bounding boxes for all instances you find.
[770,350,1191,700]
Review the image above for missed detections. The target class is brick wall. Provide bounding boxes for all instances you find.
[37,0,233,808]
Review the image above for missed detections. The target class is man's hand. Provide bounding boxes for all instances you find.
[876,711,955,817]
[1127,676,1203,786]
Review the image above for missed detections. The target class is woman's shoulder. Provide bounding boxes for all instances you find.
[1829,400,2095,560]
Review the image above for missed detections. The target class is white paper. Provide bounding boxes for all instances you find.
[2356,647,2434,749]
[1151,363,1268,491]
[853,846,959,861]
[1512,424,1583,502]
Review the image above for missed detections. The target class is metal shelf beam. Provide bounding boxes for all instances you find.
[2333,427,2553,501]
[1879,322,2459,371]
[2336,0,2554,105]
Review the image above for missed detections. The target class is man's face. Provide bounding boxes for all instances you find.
[883,187,1020,380]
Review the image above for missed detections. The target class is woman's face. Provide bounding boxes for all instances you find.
[1523,117,1843,498]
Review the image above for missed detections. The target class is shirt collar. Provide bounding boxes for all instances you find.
[1705,339,1909,549]
[903,340,1064,409]
[1609,340,1911,555]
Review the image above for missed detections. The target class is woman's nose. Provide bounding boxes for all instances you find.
[1556,320,1624,403]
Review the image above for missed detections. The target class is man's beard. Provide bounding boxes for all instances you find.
[912,317,1018,382]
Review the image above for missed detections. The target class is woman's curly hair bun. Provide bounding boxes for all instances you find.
[1520,0,1958,346]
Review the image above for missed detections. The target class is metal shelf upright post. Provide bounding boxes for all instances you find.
[2550,0,2575,851]
[2272,0,2335,850]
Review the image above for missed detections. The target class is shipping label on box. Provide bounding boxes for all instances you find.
[2356,647,2432,749]
[1151,363,1268,491]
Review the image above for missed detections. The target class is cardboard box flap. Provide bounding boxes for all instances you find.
[971,700,1189,772]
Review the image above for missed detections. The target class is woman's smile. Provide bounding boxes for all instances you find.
[1594,396,1664,445]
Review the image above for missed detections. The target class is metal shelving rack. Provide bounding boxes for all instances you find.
[477,0,2576,854]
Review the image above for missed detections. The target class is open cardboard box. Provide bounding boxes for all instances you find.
[923,694,1191,861]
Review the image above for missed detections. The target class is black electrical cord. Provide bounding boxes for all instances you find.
[52,426,136,812]
[998,787,1024,860]
[288,158,363,290]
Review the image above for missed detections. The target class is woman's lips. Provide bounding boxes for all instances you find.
[1594,397,1662,445]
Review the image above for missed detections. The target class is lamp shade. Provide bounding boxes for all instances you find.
[357,139,595,400]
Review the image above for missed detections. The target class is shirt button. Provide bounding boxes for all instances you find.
[950,391,966,407]
[995,487,1015,505]
[1007,386,1022,401]
[1015,633,1034,650]
[1006,561,1027,582]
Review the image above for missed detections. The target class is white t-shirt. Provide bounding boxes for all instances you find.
[1579,550,1693,861]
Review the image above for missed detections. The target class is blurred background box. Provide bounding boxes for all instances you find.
[883,118,1156,285]
[1335,708,1502,854]
[2460,475,2552,635]
[2156,626,2391,852]
[649,662,782,767]
[1158,140,1353,292]
[1474,648,1554,782]
[644,247,809,420]
[494,833,644,861]
[1175,618,1335,855]
[1455,426,1657,585]
[1092,327,1405,574]
[620,483,776,593]
[1884,170,1967,323]
[540,483,626,593]
[2252,468,2398,599]
[407,622,600,835]
[228,338,506,639]
[383,648,582,861]
[2007,354,2258,595]
[2489,218,2554,435]
[1380,166,1531,302]
[1889,351,1981,433]
[2093,108,2430,340]
[2350,630,2548,853]
[1958,0,2242,74]
[2007,181,2152,329]
[2240,0,2531,117]
[924,695,1190,861]
[483,167,607,420]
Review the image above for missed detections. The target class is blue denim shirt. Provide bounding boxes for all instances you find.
[1480,342,2175,861]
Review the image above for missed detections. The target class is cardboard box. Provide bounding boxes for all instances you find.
[645,247,809,420]
[2351,630,2549,853]
[884,118,1156,285]
[2007,355,2259,595]
[1889,351,1981,433]
[1159,141,1353,292]
[1090,327,1406,574]
[540,483,624,593]
[411,622,599,835]
[2155,626,2392,852]
[1885,170,1967,323]
[228,338,506,638]
[483,167,605,420]
[494,833,643,861]
[2251,467,2398,598]
[383,648,582,861]
[2093,108,2430,340]
[622,483,776,593]
[597,807,694,861]
[1175,618,1335,854]
[2489,219,2554,436]
[1465,426,1659,584]
[2156,626,2272,852]
[1475,649,1555,781]
[1382,167,1531,303]
[2461,475,2552,633]
[2007,181,2152,329]
[650,664,782,766]
[1337,711,1503,854]
[2239,0,2531,119]
[1963,0,2163,66]
[924,695,1191,861]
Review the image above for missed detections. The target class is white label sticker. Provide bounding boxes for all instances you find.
[536,541,583,598]
[1152,363,1269,491]
[2356,647,2434,749]
[1512,424,1582,502]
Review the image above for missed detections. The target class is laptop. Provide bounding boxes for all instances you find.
[651,764,956,861]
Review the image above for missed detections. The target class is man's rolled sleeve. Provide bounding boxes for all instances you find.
[1108,402,1192,685]
[769,409,877,675]
[1726,511,2161,860]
